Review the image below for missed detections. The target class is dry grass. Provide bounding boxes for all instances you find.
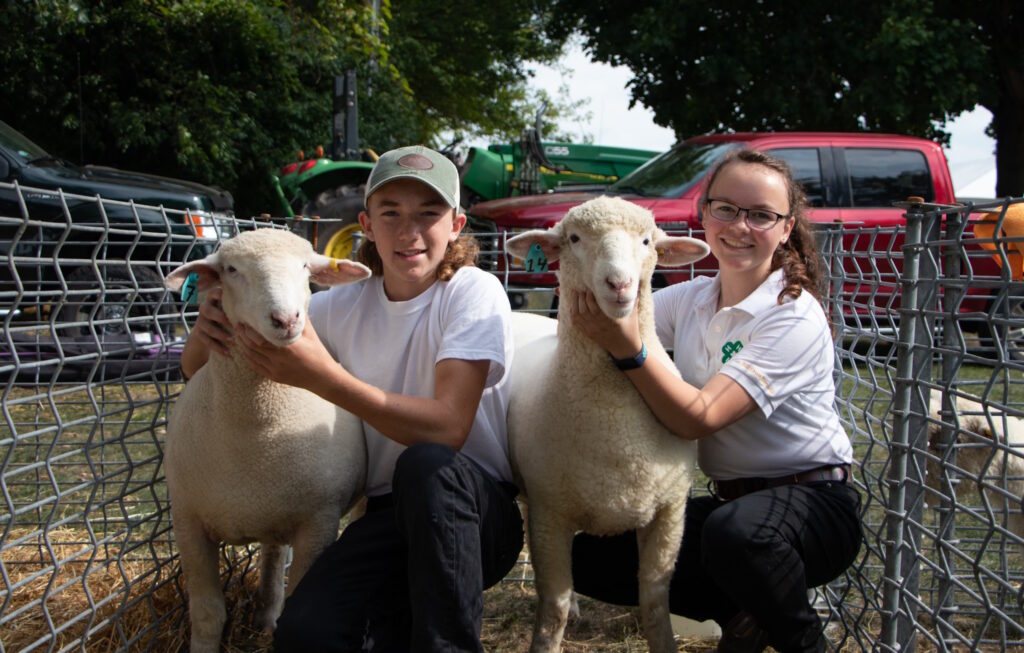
[0,526,720,652]
[6,528,1017,652]
[0,527,183,652]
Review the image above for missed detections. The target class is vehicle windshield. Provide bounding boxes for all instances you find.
[608,142,738,198]
[0,119,52,163]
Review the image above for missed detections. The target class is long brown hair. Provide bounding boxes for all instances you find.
[355,218,479,281]
[701,148,826,305]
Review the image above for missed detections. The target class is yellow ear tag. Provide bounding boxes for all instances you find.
[330,259,342,272]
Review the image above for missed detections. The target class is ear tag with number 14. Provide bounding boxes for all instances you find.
[525,243,549,273]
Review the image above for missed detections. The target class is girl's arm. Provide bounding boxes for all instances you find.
[569,289,758,440]
[235,321,489,449]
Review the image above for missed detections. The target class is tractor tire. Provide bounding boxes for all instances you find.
[303,191,366,260]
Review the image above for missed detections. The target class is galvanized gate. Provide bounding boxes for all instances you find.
[3,180,1024,651]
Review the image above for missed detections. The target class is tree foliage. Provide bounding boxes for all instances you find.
[0,0,569,216]
[549,0,1024,196]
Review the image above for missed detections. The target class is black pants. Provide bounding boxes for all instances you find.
[273,443,524,653]
[572,480,862,653]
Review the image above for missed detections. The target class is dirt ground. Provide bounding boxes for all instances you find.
[481,581,719,652]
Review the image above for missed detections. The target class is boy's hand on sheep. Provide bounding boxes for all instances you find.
[568,289,643,361]
[194,288,234,357]
[235,320,341,390]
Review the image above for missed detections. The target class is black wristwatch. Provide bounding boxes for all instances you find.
[610,341,647,370]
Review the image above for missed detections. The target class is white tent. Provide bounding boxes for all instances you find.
[956,167,997,199]
[950,157,997,199]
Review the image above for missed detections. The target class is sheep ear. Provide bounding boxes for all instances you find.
[506,230,563,263]
[655,234,711,267]
[308,254,372,286]
[165,257,221,292]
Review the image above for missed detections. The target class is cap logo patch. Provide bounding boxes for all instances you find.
[397,153,434,170]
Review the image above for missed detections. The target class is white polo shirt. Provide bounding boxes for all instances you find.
[654,269,853,481]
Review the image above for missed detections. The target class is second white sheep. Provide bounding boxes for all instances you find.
[505,196,710,653]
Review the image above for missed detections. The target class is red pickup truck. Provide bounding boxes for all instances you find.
[467,131,1012,349]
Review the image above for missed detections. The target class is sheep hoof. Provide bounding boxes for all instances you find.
[568,591,580,620]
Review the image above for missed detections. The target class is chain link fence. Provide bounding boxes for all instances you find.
[3,180,1024,651]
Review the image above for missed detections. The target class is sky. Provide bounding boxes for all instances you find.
[526,45,998,198]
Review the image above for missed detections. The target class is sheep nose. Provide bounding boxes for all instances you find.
[605,276,632,292]
[270,310,301,332]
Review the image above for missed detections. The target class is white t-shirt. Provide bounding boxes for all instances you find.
[654,269,853,480]
[309,266,514,496]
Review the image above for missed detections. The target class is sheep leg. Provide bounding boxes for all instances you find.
[636,502,688,653]
[526,509,575,653]
[174,514,225,653]
[255,543,287,633]
[286,515,341,594]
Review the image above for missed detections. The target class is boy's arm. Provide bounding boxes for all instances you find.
[235,321,489,449]
[181,288,233,379]
[317,357,489,449]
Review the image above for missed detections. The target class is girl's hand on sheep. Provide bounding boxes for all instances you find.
[193,288,234,357]
[235,320,340,390]
[569,289,643,360]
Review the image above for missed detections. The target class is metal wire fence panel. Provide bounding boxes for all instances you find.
[3,179,1024,651]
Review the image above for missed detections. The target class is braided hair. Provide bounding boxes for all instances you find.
[701,148,827,305]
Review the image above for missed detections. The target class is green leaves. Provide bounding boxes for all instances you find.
[1,0,571,216]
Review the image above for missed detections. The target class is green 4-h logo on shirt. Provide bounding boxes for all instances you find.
[721,340,743,363]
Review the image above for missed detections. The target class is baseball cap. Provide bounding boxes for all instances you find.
[364,145,460,209]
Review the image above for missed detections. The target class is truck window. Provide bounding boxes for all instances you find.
[845,148,934,207]
[770,148,825,207]
[607,142,736,198]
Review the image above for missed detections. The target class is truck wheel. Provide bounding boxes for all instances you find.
[304,193,365,260]
[976,293,1024,362]
[56,266,169,340]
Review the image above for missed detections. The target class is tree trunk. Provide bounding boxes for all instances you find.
[987,1,1024,198]
[992,74,1024,198]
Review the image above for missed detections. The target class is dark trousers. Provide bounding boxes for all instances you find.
[273,443,524,653]
[572,480,862,653]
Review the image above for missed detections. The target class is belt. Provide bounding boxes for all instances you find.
[711,464,850,502]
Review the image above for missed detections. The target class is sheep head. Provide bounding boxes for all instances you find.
[165,229,371,346]
[506,196,709,319]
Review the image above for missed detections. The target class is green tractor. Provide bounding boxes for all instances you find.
[273,72,660,259]
[458,107,659,206]
[274,71,376,260]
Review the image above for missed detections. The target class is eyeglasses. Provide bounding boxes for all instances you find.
[704,199,788,231]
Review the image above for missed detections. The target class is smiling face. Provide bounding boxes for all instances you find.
[359,178,466,300]
[701,161,794,284]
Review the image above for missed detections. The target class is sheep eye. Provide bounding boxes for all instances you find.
[225,265,237,274]
[642,238,651,246]
[569,234,580,243]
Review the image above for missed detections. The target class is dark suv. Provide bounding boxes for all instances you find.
[0,119,236,379]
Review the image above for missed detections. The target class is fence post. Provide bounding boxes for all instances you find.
[882,203,939,652]
[933,207,965,647]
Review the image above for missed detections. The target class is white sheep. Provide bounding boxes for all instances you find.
[926,388,1024,554]
[504,196,710,653]
[163,228,369,653]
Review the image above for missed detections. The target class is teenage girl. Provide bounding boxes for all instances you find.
[568,148,862,653]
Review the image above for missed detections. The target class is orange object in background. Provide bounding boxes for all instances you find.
[974,203,1024,280]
